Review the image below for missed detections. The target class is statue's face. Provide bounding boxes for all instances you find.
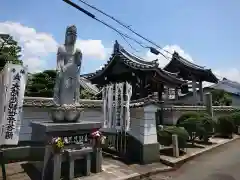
[65,32,77,45]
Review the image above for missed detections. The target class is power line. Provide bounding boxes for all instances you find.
[77,0,173,56]
[63,0,146,49]
[62,0,170,59]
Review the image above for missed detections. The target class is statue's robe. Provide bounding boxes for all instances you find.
[53,45,82,105]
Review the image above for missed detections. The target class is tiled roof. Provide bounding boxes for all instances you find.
[79,77,100,95]
[164,52,218,83]
[210,78,240,96]
[82,41,186,86]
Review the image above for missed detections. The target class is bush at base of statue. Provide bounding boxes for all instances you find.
[157,126,189,149]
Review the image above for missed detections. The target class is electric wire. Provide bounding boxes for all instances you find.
[62,0,171,60]
[77,0,173,56]
[63,0,147,50]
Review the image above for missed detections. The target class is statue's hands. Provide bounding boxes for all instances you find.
[61,66,66,72]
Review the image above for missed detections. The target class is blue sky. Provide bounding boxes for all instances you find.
[0,0,240,81]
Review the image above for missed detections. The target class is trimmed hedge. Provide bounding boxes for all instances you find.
[229,112,240,133]
[157,125,189,148]
[177,112,215,143]
[216,115,235,137]
[176,112,201,125]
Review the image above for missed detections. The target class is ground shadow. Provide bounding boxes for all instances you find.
[185,143,205,148]
[194,140,217,146]
[21,163,41,180]
[159,147,186,157]
[102,151,135,165]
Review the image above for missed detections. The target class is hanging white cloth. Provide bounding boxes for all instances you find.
[107,84,113,128]
[102,87,108,128]
[125,82,132,131]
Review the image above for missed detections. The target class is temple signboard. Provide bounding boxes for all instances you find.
[61,133,91,145]
[0,64,28,145]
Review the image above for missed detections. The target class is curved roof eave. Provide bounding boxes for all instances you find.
[155,68,186,86]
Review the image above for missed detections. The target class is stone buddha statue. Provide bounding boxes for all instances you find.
[53,25,82,105]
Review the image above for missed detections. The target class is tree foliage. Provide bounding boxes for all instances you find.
[211,89,232,106]
[25,70,57,97]
[216,115,235,138]
[177,113,215,143]
[0,34,23,70]
[25,69,97,99]
[157,125,189,148]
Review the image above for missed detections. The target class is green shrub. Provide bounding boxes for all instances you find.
[217,115,235,137]
[157,126,189,148]
[177,113,215,143]
[229,112,240,133]
[176,112,201,125]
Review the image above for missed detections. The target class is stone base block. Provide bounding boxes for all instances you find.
[127,135,159,164]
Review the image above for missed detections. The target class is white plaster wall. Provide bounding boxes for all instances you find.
[129,105,158,145]
[19,107,103,141]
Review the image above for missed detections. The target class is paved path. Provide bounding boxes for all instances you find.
[149,138,240,180]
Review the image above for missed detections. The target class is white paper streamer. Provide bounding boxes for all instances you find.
[102,82,132,131]
[107,84,113,128]
[125,82,132,131]
[102,87,108,128]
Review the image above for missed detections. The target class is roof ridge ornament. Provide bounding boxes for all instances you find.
[113,40,123,54]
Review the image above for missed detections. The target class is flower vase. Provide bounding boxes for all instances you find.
[52,145,62,154]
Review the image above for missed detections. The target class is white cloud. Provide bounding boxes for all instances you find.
[145,44,240,86]
[0,21,109,72]
[76,40,107,60]
[214,68,240,83]
[0,21,58,72]
[145,44,193,68]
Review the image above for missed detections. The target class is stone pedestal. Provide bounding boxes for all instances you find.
[30,121,102,180]
[172,134,179,157]
[127,105,159,164]
[205,93,213,117]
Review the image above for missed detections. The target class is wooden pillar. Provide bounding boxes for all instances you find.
[175,87,179,100]
[192,78,197,104]
[199,81,203,103]
[140,74,147,98]
[158,84,163,101]
[164,86,169,100]
[131,76,137,100]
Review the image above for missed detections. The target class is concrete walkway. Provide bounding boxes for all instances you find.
[0,156,169,180]
[150,138,240,180]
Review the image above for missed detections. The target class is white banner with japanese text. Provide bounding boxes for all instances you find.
[0,63,28,145]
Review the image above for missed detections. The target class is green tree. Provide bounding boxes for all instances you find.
[211,89,232,106]
[0,34,23,70]
[25,69,98,99]
[25,70,56,97]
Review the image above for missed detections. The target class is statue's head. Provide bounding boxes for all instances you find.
[65,25,77,45]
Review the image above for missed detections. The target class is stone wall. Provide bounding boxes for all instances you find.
[19,97,103,141]
[162,106,240,125]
